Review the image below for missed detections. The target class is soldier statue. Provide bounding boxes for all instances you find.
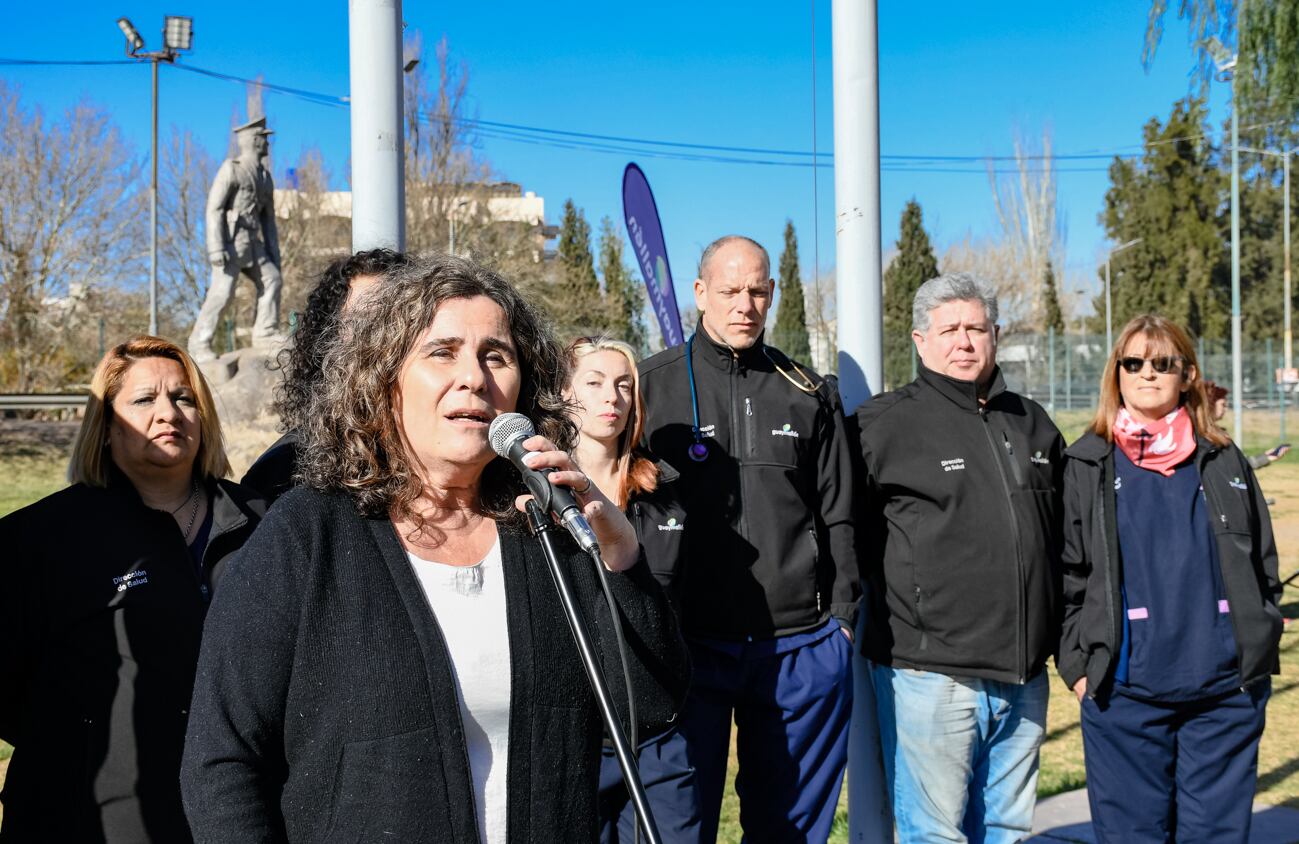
[189,117,284,362]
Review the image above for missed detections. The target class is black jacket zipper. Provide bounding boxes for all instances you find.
[981,408,1027,682]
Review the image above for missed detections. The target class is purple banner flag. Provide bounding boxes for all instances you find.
[622,163,684,349]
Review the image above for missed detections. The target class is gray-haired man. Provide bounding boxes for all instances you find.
[855,273,1065,842]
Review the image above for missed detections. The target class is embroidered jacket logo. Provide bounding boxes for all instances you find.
[941,458,966,472]
[1030,451,1050,465]
[771,422,800,438]
[657,517,684,532]
[113,570,149,592]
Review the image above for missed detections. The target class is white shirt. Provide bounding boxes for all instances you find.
[408,537,511,844]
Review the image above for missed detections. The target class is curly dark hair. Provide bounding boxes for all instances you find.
[297,252,576,526]
[273,249,410,432]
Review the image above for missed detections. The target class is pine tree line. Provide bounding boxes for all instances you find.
[547,199,649,357]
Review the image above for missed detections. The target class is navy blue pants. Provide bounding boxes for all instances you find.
[1080,681,1270,844]
[597,727,701,843]
[676,620,853,844]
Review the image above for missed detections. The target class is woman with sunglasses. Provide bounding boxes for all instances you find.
[1057,314,1282,842]
[563,335,700,843]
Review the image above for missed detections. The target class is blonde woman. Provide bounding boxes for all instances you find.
[565,336,697,842]
[0,336,264,842]
[1058,315,1281,842]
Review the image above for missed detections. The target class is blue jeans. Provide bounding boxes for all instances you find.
[872,664,1049,844]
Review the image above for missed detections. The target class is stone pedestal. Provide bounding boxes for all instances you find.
[197,343,288,480]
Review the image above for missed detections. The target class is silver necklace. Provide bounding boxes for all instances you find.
[173,479,201,541]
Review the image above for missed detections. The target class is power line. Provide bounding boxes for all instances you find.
[170,63,349,108]
[3,54,1283,170]
[0,58,135,66]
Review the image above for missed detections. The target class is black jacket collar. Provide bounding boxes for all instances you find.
[105,461,259,539]
[694,320,768,371]
[916,362,1006,412]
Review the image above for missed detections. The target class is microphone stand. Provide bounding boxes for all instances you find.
[525,500,663,844]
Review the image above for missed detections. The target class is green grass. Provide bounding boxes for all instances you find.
[0,421,70,517]
[0,452,66,517]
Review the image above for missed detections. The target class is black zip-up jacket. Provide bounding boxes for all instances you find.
[0,471,264,842]
[1057,431,1282,700]
[240,430,299,504]
[628,458,687,593]
[856,364,1065,683]
[639,325,859,640]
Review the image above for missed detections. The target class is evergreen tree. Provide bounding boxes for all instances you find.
[1043,260,1065,335]
[883,200,939,388]
[1098,96,1226,339]
[598,216,648,357]
[554,199,606,340]
[771,220,812,362]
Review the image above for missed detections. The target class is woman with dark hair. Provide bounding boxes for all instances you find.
[563,336,699,842]
[1058,314,1282,842]
[0,336,263,842]
[240,248,409,502]
[180,254,689,843]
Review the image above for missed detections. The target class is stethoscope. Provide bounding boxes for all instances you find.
[685,335,709,462]
[684,332,819,464]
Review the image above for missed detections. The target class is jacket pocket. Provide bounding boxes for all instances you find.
[324,726,452,840]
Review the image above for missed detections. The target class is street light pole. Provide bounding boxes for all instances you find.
[117,16,192,336]
[1239,144,1296,428]
[1104,238,1141,353]
[150,58,159,336]
[1286,151,1293,370]
[1231,64,1243,446]
[448,198,471,254]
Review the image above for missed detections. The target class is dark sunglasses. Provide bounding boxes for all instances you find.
[1118,355,1185,375]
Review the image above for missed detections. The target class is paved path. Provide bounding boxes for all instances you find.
[1028,788,1299,843]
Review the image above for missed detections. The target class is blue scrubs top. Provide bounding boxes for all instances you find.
[1113,449,1239,702]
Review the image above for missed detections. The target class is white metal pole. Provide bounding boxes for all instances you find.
[150,58,159,336]
[1104,257,1112,355]
[1231,75,1243,445]
[833,1,891,841]
[348,0,406,252]
[832,0,883,411]
[1285,152,1292,370]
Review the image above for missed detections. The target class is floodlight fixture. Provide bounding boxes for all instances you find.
[117,17,145,53]
[1200,36,1237,76]
[163,16,193,52]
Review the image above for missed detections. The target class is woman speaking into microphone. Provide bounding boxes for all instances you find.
[180,254,688,843]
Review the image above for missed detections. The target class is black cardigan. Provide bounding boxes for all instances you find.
[0,473,264,843]
[180,487,689,843]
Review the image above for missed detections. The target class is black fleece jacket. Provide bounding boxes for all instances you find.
[1057,431,1282,700]
[179,487,689,843]
[638,325,860,640]
[0,473,264,843]
[856,365,1065,683]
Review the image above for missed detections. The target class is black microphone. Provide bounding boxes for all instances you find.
[488,412,600,555]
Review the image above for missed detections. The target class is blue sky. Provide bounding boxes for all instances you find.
[4,1,1222,318]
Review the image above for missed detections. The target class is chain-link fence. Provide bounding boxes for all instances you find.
[988,331,1298,414]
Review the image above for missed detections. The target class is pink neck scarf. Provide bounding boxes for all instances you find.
[1113,405,1197,477]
